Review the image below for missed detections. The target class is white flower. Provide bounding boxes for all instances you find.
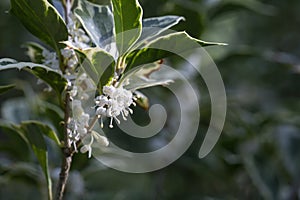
[67,13,90,49]
[67,119,80,151]
[95,85,134,128]
[61,48,78,69]
[68,100,91,149]
[80,131,109,158]
[41,48,79,71]
[42,49,59,70]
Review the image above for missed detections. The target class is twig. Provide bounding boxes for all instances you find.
[55,91,73,200]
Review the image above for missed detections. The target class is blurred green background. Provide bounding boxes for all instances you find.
[1,0,300,199]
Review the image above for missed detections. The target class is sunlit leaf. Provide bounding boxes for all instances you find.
[0,58,67,95]
[10,0,68,51]
[119,62,173,91]
[75,0,115,54]
[137,15,185,44]
[111,0,143,54]
[81,48,115,89]
[126,31,226,70]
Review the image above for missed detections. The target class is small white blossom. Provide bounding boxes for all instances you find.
[95,85,135,128]
[67,13,90,49]
[61,48,78,69]
[73,73,96,100]
[41,48,78,72]
[67,100,90,148]
[80,131,109,158]
[42,49,59,70]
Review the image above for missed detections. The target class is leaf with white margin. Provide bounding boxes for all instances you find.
[0,58,67,95]
[65,46,116,91]
[75,0,115,55]
[10,0,68,51]
[137,15,185,44]
[126,31,227,70]
[111,0,143,54]
[118,62,173,91]
[23,42,48,64]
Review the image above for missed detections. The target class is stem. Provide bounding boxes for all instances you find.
[55,1,74,199]
[55,92,73,200]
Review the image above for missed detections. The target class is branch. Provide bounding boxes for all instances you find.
[55,91,73,200]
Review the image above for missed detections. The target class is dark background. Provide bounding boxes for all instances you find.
[1,0,300,199]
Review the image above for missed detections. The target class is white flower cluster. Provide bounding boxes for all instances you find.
[67,14,90,49]
[68,100,90,150]
[42,48,78,72]
[70,73,95,100]
[67,99,109,157]
[42,49,59,70]
[41,13,90,71]
[61,48,78,70]
[95,85,135,128]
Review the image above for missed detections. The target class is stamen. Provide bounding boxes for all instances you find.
[114,116,121,124]
[109,117,113,128]
[121,110,127,120]
[128,108,133,114]
[100,117,104,128]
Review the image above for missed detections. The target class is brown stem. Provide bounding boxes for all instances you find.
[55,92,73,200]
[55,1,75,199]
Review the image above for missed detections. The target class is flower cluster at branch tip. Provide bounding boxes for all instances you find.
[42,48,79,73]
[35,8,162,158]
[44,13,109,158]
[95,85,136,128]
[41,13,90,73]
[67,14,91,49]
[42,49,59,70]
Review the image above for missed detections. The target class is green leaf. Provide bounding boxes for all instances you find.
[10,0,68,50]
[17,121,58,200]
[51,0,65,18]
[88,0,111,5]
[0,122,30,160]
[137,15,185,44]
[209,0,276,19]
[126,31,226,70]
[75,0,115,54]
[0,58,67,95]
[0,84,15,95]
[21,121,61,146]
[38,102,64,141]
[111,0,143,54]
[119,62,173,91]
[23,42,47,64]
[81,48,115,89]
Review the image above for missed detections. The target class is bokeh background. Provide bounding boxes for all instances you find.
[1,0,300,199]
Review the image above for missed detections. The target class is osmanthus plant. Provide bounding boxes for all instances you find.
[0,0,223,199]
